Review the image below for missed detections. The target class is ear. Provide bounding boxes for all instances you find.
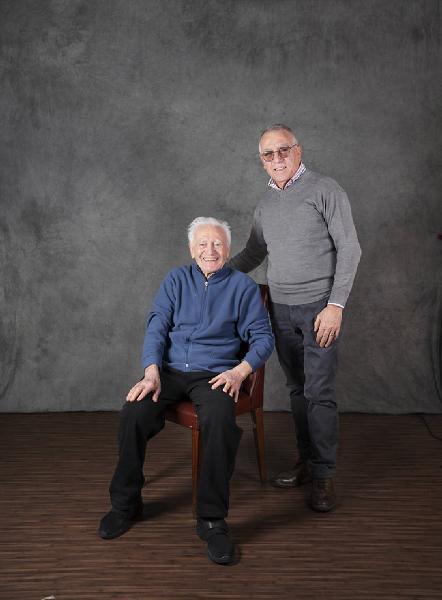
[189,243,195,259]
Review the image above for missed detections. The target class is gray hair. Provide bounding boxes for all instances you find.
[259,123,298,151]
[187,217,231,246]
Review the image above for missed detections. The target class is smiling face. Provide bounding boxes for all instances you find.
[189,225,230,277]
[259,128,302,189]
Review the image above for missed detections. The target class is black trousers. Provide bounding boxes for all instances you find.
[109,368,243,519]
[269,297,339,479]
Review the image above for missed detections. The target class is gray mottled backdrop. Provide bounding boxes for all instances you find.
[1,0,441,412]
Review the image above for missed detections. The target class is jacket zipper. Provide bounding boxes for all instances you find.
[185,278,209,369]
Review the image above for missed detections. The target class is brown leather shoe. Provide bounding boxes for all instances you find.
[308,478,336,512]
[270,461,311,488]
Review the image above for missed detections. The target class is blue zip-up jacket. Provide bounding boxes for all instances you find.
[142,263,274,373]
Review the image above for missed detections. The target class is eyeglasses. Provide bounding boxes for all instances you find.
[260,144,298,162]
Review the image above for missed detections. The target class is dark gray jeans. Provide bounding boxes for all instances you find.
[269,297,339,479]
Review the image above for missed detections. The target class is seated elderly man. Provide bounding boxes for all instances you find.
[98,216,274,565]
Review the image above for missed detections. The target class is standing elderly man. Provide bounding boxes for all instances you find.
[98,217,274,565]
[229,124,361,512]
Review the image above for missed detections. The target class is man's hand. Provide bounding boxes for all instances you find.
[314,305,343,348]
[126,364,161,402]
[208,361,253,402]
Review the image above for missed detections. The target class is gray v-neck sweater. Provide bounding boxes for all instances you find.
[229,168,361,307]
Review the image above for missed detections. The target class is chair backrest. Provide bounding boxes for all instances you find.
[259,283,269,308]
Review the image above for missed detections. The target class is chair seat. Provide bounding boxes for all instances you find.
[165,401,197,428]
[165,390,256,429]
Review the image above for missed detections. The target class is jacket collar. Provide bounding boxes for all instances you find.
[191,262,232,283]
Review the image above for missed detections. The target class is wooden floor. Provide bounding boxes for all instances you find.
[0,412,441,600]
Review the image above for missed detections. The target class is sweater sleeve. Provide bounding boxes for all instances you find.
[228,207,268,273]
[141,273,176,369]
[236,282,274,371]
[321,186,361,307]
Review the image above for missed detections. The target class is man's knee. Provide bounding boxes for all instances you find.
[304,372,337,405]
[119,396,167,443]
[197,392,236,429]
[120,395,160,425]
[304,348,338,403]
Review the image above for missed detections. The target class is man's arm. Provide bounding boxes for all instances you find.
[236,284,275,371]
[321,186,361,307]
[314,185,361,347]
[141,274,175,370]
[209,283,274,401]
[228,208,268,273]
[127,274,176,402]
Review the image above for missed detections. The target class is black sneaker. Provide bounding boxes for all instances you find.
[196,518,235,565]
[98,504,143,539]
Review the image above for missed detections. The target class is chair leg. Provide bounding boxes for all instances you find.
[191,427,201,516]
[251,407,266,483]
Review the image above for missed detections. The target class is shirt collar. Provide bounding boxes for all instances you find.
[268,162,306,190]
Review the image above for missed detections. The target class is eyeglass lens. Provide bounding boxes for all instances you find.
[261,146,293,162]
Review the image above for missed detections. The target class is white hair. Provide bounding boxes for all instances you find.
[258,123,298,152]
[187,217,231,246]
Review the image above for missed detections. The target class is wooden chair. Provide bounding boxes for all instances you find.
[165,284,269,513]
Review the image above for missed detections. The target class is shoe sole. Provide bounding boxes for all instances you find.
[98,511,144,540]
[98,523,133,540]
[270,477,312,489]
[207,549,235,565]
[308,501,336,513]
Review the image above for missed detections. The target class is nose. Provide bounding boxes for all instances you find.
[272,150,284,163]
[208,242,217,253]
